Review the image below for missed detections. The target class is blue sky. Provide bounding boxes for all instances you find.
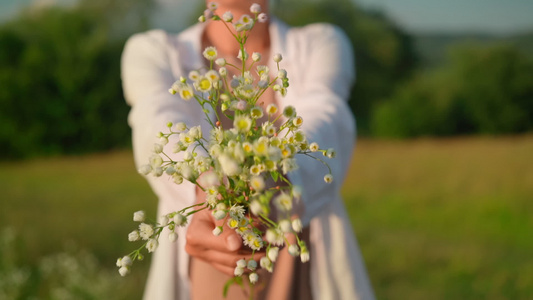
[2,0,533,34]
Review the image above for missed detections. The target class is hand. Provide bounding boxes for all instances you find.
[185,188,265,276]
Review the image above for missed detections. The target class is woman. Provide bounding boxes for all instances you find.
[121,0,374,299]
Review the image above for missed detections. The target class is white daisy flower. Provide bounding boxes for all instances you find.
[274,193,292,211]
[205,70,220,82]
[309,142,319,152]
[194,76,212,92]
[266,103,278,115]
[250,106,264,119]
[250,176,265,191]
[234,115,252,132]
[179,84,194,100]
[189,70,200,81]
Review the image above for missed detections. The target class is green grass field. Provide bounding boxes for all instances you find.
[1,136,532,299]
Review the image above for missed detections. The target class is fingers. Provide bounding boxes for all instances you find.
[186,209,243,252]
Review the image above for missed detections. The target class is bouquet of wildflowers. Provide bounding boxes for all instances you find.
[116,2,336,295]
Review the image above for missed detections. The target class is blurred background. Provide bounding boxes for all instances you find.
[0,0,531,299]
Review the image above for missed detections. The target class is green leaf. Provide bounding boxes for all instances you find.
[271,171,279,182]
[223,276,243,298]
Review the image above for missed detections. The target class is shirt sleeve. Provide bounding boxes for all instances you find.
[285,24,356,225]
[121,30,201,207]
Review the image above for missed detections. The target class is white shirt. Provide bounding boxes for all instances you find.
[121,18,375,300]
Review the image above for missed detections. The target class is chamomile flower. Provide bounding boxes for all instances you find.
[239,14,254,30]
[234,116,252,132]
[195,76,212,92]
[250,175,265,191]
[309,142,319,152]
[250,200,264,215]
[205,70,220,82]
[207,2,218,10]
[229,205,245,219]
[266,103,278,115]
[256,65,269,78]
[250,106,264,119]
[293,116,303,127]
[189,70,200,81]
[274,192,292,211]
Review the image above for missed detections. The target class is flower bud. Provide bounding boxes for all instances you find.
[268,247,279,262]
[250,3,261,13]
[118,266,130,277]
[133,211,146,222]
[252,52,261,62]
[288,244,300,256]
[249,272,259,284]
[212,226,223,236]
[168,232,178,242]
[273,53,282,62]
[292,218,303,232]
[128,230,140,242]
[247,259,257,270]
